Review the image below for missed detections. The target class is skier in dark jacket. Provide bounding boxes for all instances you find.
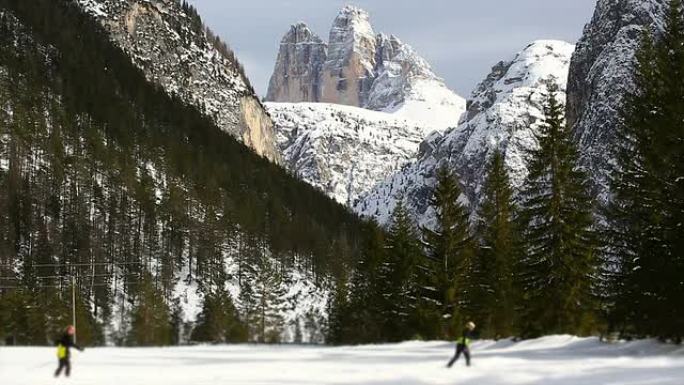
[447,321,476,368]
[54,325,84,377]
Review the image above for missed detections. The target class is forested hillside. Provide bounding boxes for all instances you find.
[0,0,368,345]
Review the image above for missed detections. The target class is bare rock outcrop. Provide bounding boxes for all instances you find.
[266,23,327,103]
[566,0,666,200]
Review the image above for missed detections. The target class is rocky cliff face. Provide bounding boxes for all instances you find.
[320,6,377,108]
[355,41,575,227]
[266,5,465,132]
[566,0,666,200]
[266,102,433,206]
[77,0,281,162]
[266,23,327,103]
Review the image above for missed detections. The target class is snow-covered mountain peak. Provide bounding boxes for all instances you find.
[267,19,328,103]
[266,5,466,207]
[355,40,575,227]
[285,22,319,39]
[467,40,574,120]
[320,6,377,107]
[496,40,574,91]
[327,5,376,62]
[278,22,326,56]
[335,5,373,29]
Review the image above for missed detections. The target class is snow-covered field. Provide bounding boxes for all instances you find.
[2,336,683,385]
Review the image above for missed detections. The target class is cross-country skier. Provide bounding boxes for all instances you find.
[54,325,84,377]
[447,321,476,368]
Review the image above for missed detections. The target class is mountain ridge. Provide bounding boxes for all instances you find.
[355,40,576,227]
[77,0,282,162]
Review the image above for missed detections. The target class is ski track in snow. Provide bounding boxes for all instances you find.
[2,335,683,385]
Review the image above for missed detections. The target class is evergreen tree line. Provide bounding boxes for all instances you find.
[329,0,684,344]
[0,0,362,346]
[328,85,598,343]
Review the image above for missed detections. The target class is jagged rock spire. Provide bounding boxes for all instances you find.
[266,22,327,103]
[266,5,465,131]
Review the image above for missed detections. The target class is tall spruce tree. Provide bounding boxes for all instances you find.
[422,166,473,338]
[192,288,247,343]
[325,273,350,345]
[128,275,173,346]
[250,254,286,343]
[383,201,424,341]
[344,223,386,343]
[472,150,518,339]
[606,0,684,341]
[516,83,597,338]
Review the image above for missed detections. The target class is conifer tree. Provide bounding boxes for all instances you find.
[516,83,597,338]
[345,223,386,343]
[382,201,426,341]
[422,167,473,338]
[250,255,286,343]
[472,150,518,338]
[607,0,684,341]
[238,278,258,340]
[192,288,246,343]
[128,275,172,346]
[325,275,350,345]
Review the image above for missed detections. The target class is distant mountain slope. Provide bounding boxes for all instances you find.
[266,102,433,206]
[355,41,575,227]
[77,0,281,162]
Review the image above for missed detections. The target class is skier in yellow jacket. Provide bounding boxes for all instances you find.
[447,321,476,367]
[54,325,84,377]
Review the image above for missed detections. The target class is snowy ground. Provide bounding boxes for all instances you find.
[2,336,683,385]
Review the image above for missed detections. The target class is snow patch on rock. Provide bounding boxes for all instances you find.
[267,102,432,206]
[355,40,575,227]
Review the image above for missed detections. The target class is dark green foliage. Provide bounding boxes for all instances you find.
[336,223,387,344]
[516,83,597,338]
[325,274,351,345]
[382,202,426,342]
[333,203,439,344]
[471,151,518,339]
[128,275,172,346]
[606,0,684,342]
[422,167,474,339]
[0,287,102,346]
[192,288,247,343]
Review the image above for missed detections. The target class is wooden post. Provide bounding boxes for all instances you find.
[72,275,77,344]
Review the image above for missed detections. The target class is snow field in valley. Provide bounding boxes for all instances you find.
[2,335,683,385]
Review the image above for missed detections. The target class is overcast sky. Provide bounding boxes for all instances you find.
[187,0,597,97]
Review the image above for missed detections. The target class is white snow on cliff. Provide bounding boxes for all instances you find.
[355,40,575,227]
[267,102,433,206]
